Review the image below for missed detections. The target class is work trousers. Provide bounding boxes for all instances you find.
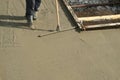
[26,0,41,16]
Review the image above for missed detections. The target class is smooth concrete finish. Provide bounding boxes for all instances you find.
[0,0,120,80]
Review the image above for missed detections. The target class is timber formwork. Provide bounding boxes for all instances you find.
[62,0,120,30]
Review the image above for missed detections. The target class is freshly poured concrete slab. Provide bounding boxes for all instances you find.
[0,0,120,80]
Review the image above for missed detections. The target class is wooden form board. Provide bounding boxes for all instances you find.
[62,0,120,30]
[78,14,120,21]
[71,2,120,8]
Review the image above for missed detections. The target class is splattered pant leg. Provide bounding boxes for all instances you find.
[34,0,41,11]
[26,0,34,16]
[26,0,41,16]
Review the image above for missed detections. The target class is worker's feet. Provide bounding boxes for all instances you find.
[30,25,35,30]
[33,11,38,20]
[26,15,33,27]
[25,12,38,30]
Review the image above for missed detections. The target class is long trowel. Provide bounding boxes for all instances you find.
[55,0,61,31]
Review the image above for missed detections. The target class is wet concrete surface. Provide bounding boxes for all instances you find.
[0,0,120,80]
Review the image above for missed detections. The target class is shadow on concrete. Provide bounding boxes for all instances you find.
[0,15,27,26]
[58,0,81,33]
[0,15,57,32]
[0,15,28,29]
[0,15,25,20]
[0,20,28,28]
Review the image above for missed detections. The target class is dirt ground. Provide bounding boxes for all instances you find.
[0,0,120,80]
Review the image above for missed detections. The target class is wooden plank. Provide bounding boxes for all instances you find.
[78,14,120,21]
[71,2,120,8]
[85,22,120,28]
[62,0,120,30]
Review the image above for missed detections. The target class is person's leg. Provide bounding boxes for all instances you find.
[26,0,35,26]
[33,0,41,20]
[34,0,41,11]
[26,0,35,16]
